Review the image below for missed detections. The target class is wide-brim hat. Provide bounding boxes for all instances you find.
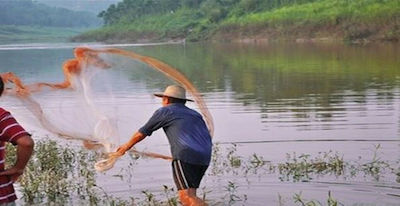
[154,85,194,102]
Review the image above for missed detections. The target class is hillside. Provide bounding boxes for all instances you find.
[0,0,100,27]
[0,0,102,43]
[36,0,120,14]
[72,0,400,43]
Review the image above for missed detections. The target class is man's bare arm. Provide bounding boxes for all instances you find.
[0,135,34,182]
[115,131,147,156]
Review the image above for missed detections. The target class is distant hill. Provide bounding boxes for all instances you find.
[36,0,121,14]
[0,0,101,27]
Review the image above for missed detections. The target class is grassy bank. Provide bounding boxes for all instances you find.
[73,0,400,43]
[218,0,400,42]
[0,25,93,44]
[72,9,204,43]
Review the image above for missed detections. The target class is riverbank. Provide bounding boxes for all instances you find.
[213,18,400,44]
[0,25,92,44]
[71,0,400,44]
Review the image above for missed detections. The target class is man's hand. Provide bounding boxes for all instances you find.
[112,144,130,157]
[0,167,24,183]
[112,131,147,157]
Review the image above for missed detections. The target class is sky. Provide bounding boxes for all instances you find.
[36,0,121,14]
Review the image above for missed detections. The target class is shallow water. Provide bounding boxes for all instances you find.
[0,42,399,205]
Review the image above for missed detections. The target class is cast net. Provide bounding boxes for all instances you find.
[1,47,213,172]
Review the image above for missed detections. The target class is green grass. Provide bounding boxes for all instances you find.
[223,0,400,26]
[73,9,206,42]
[0,25,94,44]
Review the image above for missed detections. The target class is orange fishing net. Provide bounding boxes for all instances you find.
[1,47,213,171]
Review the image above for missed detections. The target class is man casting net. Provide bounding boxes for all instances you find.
[1,47,213,172]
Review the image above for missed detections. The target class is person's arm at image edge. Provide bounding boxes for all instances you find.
[0,135,34,181]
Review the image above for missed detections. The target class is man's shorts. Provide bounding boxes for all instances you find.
[172,159,208,190]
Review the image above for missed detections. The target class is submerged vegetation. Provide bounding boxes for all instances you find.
[4,139,398,205]
[73,0,400,43]
[293,191,343,206]
[210,142,400,182]
[5,139,179,205]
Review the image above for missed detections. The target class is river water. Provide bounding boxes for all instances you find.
[0,42,399,205]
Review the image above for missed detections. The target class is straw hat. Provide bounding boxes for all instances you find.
[154,85,193,101]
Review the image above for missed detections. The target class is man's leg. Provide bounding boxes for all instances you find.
[172,160,208,206]
[178,188,207,206]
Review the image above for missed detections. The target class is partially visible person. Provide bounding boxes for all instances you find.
[0,76,34,206]
[115,85,212,206]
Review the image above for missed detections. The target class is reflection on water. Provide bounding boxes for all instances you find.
[130,42,400,143]
[0,42,399,205]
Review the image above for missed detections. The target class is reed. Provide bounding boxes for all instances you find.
[4,139,398,205]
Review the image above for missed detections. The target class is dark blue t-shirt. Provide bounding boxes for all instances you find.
[139,103,212,165]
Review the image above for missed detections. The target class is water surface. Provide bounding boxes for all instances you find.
[0,42,399,205]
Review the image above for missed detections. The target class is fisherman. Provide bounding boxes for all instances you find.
[115,85,212,206]
[0,76,34,205]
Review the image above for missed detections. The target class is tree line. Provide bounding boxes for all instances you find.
[98,0,320,25]
[0,0,100,27]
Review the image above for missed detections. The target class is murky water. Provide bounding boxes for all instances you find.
[0,42,399,205]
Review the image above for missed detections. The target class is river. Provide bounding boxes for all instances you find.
[0,42,399,205]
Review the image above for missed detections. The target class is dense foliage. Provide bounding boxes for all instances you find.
[98,0,320,25]
[0,0,100,27]
[75,0,399,42]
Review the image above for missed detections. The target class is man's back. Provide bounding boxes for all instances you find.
[139,103,212,165]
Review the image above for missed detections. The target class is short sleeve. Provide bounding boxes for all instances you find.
[0,111,30,145]
[139,107,170,136]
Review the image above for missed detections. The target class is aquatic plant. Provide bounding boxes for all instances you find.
[210,143,399,185]
[134,188,180,206]
[293,191,343,206]
[294,191,321,206]
[210,143,273,177]
[278,151,344,182]
[5,139,398,205]
[226,144,242,169]
[5,139,182,205]
[162,185,178,206]
[200,186,212,203]
[224,181,247,205]
[6,139,101,205]
[6,139,132,205]
[358,144,391,181]
[395,166,400,183]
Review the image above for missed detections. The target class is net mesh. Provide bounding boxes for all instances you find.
[1,47,213,171]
